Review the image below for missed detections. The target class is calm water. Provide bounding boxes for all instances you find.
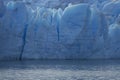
[0,60,120,80]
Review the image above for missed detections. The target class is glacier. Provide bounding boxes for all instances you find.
[0,0,120,60]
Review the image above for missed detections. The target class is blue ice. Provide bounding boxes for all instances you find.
[0,0,120,60]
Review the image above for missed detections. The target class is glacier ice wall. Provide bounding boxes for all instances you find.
[0,0,120,60]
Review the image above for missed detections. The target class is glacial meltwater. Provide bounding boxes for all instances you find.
[0,60,120,80]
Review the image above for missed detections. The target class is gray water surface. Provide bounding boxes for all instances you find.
[0,60,120,80]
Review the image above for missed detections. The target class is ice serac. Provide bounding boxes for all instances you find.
[87,7,108,59]
[102,0,120,25]
[59,4,108,59]
[0,1,28,60]
[60,4,90,44]
[106,15,120,58]
[59,4,92,59]
[22,7,63,59]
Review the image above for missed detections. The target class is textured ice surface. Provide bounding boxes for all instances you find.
[0,0,6,17]
[0,1,28,60]
[102,0,120,25]
[1,60,120,80]
[0,0,120,60]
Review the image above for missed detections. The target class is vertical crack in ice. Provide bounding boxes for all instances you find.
[56,9,62,41]
[19,24,28,60]
[57,19,60,41]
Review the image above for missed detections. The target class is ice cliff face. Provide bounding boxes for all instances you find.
[0,0,120,60]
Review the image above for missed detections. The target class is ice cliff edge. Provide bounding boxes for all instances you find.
[0,0,120,60]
